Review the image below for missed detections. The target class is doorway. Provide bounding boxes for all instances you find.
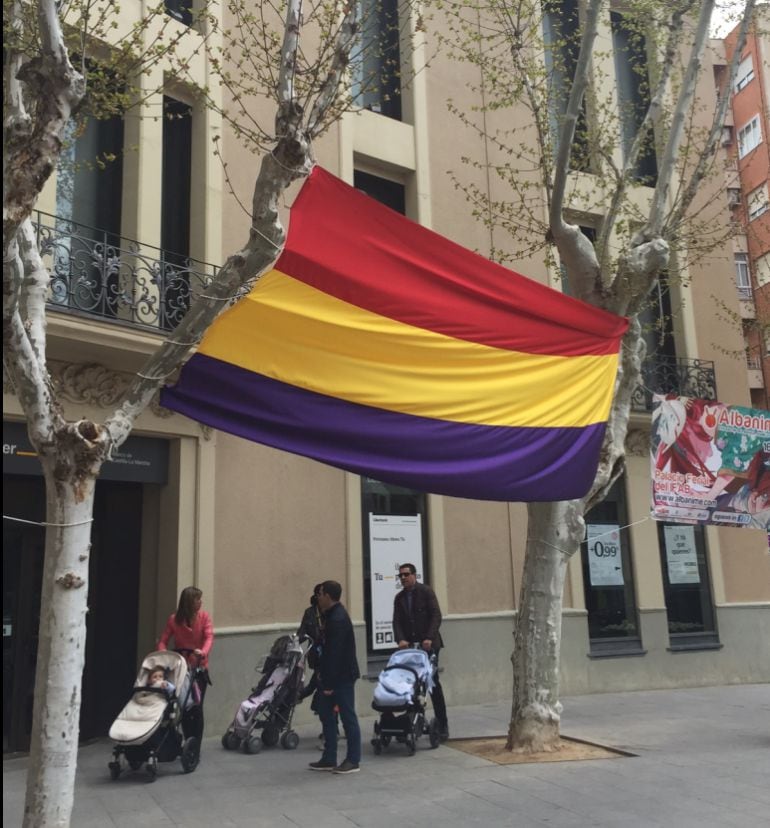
[2,476,142,753]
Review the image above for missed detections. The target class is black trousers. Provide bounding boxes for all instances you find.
[182,670,209,742]
[430,651,448,729]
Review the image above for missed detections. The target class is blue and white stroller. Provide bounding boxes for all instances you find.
[371,648,441,755]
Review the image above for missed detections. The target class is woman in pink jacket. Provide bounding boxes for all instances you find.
[157,586,214,743]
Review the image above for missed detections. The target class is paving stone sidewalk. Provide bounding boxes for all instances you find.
[4,683,769,827]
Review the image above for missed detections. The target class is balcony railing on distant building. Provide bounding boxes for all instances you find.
[746,354,762,371]
[631,356,717,411]
[736,284,753,301]
[34,211,218,333]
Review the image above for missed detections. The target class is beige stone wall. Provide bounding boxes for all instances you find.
[212,435,349,628]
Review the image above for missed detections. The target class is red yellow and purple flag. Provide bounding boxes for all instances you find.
[160,166,628,501]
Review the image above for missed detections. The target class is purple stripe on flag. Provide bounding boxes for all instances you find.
[160,355,606,501]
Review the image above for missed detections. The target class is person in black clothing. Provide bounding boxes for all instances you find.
[392,563,449,740]
[308,580,361,774]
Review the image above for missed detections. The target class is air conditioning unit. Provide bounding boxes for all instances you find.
[721,126,734,147]
[727,188,741,206]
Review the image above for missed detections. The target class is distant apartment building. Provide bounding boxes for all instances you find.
[722,6,770,409]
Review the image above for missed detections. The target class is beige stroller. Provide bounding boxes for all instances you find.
[107,650,200,781]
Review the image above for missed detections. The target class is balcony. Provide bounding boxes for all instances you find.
[34,212,218,333]
[631,356,717,411]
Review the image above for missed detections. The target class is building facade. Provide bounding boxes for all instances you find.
[724,7,770,409]
[3,1,769,753]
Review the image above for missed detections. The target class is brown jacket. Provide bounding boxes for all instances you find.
[392,582,443,650]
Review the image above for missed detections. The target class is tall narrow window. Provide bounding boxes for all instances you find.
[352,0,402,121]
[543,0,590,171]
[735,253,752,300]
[582,478,643,656]
[611,12,657,184]
[160,96,192,329]
[657,523,719,649]
[54,111,124,318]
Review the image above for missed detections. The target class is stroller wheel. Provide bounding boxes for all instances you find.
[222,730,240,751]
[381,734,392,748]
[261,724,280,747]
[428,717,441,749]
[146,758,158,782]
[371,738,383,755]
[108,760,121,780]
[244,735,263,754]
[181,737,200,773]
[280,730,300,750]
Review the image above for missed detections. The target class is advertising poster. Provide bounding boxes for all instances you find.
[663,525,700,584]
[650,395,770,530]
[586,524,624,586]
[368,514,423,651]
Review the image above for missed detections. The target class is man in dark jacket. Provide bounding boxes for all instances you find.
[309,580,361,774]
[393,563,448,740]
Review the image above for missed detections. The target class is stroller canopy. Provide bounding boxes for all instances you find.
[373,648,434,708]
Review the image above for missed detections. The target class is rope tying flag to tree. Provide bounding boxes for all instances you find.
[161,166,628,501]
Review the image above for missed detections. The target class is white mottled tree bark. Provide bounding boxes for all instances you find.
[508,0,755,752]
[3,0,358,824]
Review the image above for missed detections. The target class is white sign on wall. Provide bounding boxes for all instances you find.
[587,524,624,587]
[369,514,423,650]
[664,525,700,584]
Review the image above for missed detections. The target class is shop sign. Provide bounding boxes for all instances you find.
[586,524,624,586]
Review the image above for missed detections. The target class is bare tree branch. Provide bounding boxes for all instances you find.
[643,0,715,239]
[668,0,757,230]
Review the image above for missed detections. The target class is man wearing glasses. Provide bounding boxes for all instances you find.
[392,563,449,741]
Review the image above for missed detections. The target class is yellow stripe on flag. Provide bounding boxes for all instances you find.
[199,270,618,429]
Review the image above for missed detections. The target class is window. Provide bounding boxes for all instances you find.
[165,0,192,26]
[543,0,590,171]
[747,184,769,221]
[735,55,754,92]
[352,0,402,121]
[737,115,761,158]
[726,187,741,207]
[354,170,405,214]
[611,12,657,184]
[658,524,719,649]
[756,253,770,287]
[735,253,752,299]
[160,96,193,329]
[582,478,643,656]
[53,111,124,317]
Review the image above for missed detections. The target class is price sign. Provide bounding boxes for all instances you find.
[587,524,624,586]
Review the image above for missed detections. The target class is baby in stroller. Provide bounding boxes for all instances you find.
[107,650,201,781]
[371,647,441,755]
[221,633,309,754]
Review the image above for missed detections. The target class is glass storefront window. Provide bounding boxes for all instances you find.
[582,478,643,655]
[657,522,719,649]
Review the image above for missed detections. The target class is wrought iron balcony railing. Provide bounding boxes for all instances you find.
[34,211,219,333]
[631,356,717,411]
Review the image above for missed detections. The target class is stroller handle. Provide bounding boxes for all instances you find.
[174,647,204,667]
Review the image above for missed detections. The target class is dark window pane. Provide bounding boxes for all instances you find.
[582,479,640,642]
[353,0,402,120]
[658,523,717,637]
[354,170,406,214]
[165,0,193,26]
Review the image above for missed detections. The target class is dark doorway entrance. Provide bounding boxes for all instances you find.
[2,476,142,753]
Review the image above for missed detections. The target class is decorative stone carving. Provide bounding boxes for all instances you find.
[625,429,650,457]
[51,362,129,408]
